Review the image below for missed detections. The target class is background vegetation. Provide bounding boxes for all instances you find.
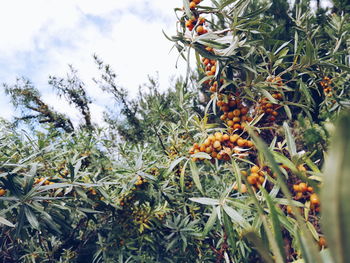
[1,0,350,262]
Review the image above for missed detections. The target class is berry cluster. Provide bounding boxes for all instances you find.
[293,182,320,212]
[320,76,333,97]
[217,96,253,131]
[189,132,254,161]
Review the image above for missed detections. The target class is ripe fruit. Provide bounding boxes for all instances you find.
[299,183,308,193]
[310,193,320,206]
[251,165,260,173]
[213,140,221,149]
[318,237,327,248]
[189,1,197,9]
[236,138,246,147]
[196,25,205,34]
[0,189,6,196]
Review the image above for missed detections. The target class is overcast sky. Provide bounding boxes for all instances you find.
[0,0,187,125]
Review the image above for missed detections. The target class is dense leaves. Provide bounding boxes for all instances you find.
[1,0,350,262]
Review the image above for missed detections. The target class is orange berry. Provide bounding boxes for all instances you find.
[307,186,314,192]
[258,176,265,184]
[232,117,241,123]
[227,120,234,127]
[241,171,248,176]
[286,205,293,214]
[189,1,196,9]
[236,138,245,147]
[217,153,223,160]
[215,132,223,141]
[251,166,260,173]
[233,109,241,117]
[230,134,239,143]
[227,112,234,119]
[240,107,248,115]
[196,25,205,34]
[233,123,241,130]
[208,134,215,142]
[246,140,254,148]
[293,184,300,192]
[318,237,327,248]
[310,193,320,206]
[199,144,206,152]
[247,175,257,185]
[0,189,6,196]
[222,134,230,141]
[211,151,218,158]
[213,140,221,149]
[204,138,211,147]
[299,183,308,193]
[205,146,213,153]
[185,21,193,28]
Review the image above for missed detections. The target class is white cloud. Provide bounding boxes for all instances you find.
[0,0,189,125]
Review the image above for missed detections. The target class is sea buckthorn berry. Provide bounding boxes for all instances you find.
[215,132,223,141]
[232,117,240,123]
[251,166,260,173]
[286,205,293,214]
[227,112,234,119]
[233,123,241,130]
[222,134,230,141]
[310,193,320,206]
[299,183,308,193]
[196,25,205,34]
[189,1,197,9]
[247,175,258,185]
[227,120,234,127]
[205,146,213,153]
[307,186,314,192]
[213,140,221,149]
[199,144,206,152]
[208,134,215,142]
[211,151,218,158]
[318,237,327,248]
[233,109,241,117]
[236,138,245,147]
[246,140,254,148]
[293,184,300,192]
[230,134,239,143]
[0,189,6,196]
[217,153,223,160]
[258,176,265,184]
[240,107,248,115]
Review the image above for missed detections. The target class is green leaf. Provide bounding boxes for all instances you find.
[24,206,39,230]
[283,122,297,157]
[0,216,15,227]
[243,231,274,263]
[322,112,350,263]
[189,160,204,194]
[202,208,217,236]
[189,197,219,206]
[223,205,250,229]
[261,188,286,261]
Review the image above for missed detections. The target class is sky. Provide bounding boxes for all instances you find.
[0,0,333,126]
[0,0,187,125]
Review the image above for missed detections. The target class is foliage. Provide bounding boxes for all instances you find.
[1,0,350,262]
